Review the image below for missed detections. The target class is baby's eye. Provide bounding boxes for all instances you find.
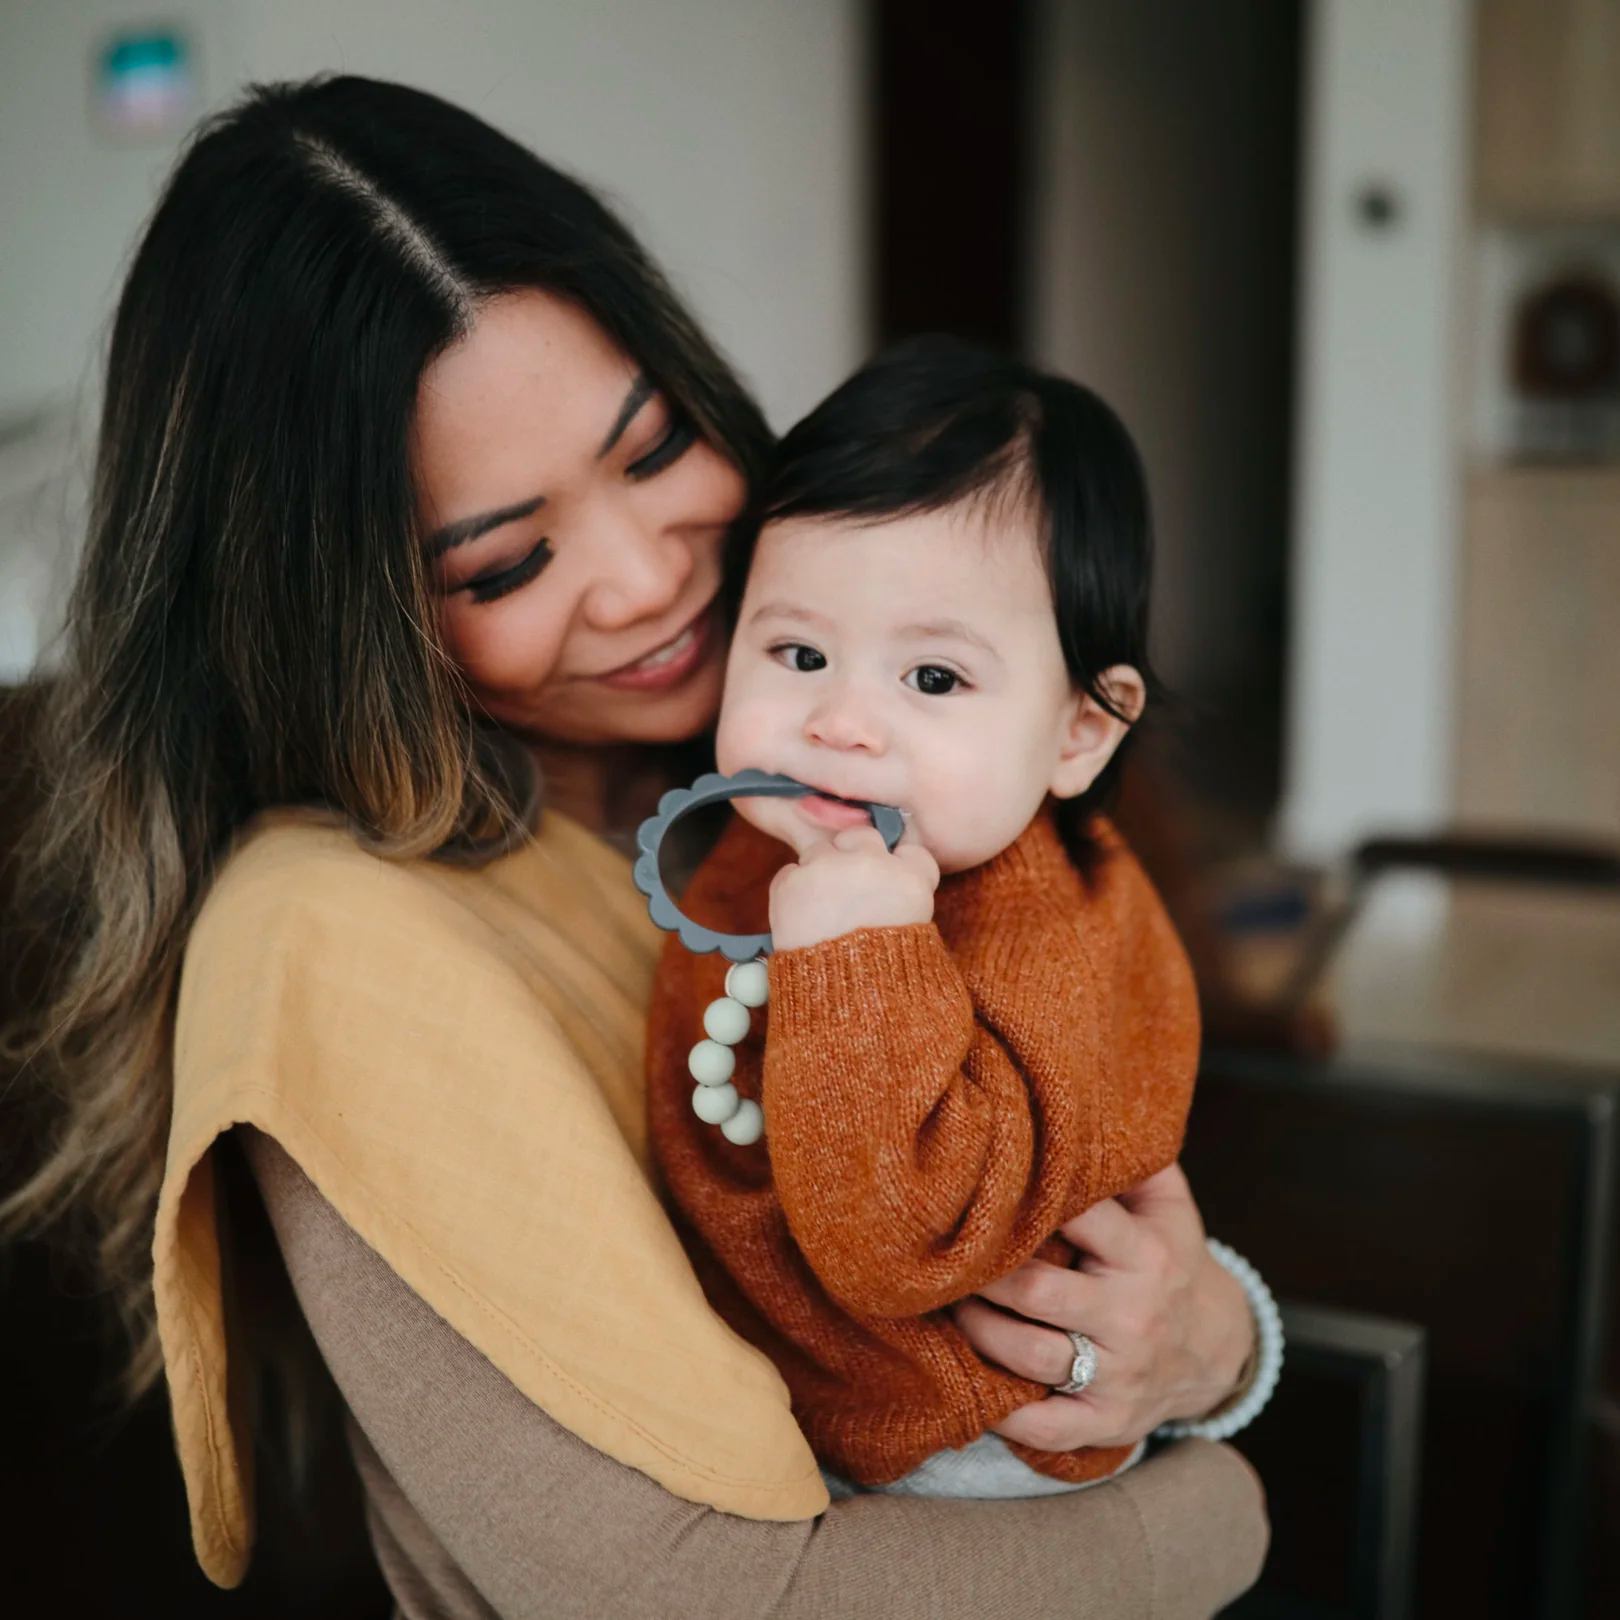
[906,665,962,696]
[770,643,827,673]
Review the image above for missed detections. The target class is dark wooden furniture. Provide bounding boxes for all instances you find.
[1190,1046,1617,1620]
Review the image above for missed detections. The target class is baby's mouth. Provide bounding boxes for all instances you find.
[795,792,878,832]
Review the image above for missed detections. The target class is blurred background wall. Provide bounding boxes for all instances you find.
[5,0,1619,862]
[0,0,866,429]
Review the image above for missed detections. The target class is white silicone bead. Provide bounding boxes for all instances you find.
[720,1098,764,1145]
[691,1082,741,1125]
[687,1039,737,1086]
[725,959,770,1008]
[703,996,752,1045]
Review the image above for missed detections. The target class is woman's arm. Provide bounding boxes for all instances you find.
[242,1131,1266,1620]
[956,1165,1258,1451]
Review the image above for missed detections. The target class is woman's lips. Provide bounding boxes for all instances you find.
[595,608,714,692]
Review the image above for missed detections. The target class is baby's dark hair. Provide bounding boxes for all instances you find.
[727,335,1160,864]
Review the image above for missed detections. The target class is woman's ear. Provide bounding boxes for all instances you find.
[1049,665,1146,801]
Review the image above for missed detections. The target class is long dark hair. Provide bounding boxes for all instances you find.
[729,335,1160,867]
[2,75,771,1393]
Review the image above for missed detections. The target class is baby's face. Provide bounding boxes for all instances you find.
[717,503,1128,873]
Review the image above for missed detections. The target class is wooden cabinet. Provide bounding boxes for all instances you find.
[1455,467,1620,838]
[1476,0,1620,219]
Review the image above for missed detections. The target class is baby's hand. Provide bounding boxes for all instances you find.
[768,824,939,951]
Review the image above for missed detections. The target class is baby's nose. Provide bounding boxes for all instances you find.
[804,689,885,752]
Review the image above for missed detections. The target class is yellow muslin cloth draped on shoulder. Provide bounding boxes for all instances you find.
[156,808,827,1587]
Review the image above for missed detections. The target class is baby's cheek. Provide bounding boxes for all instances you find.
[713,709,749,776]
[714,692,787,776]
[913,747,1037,872]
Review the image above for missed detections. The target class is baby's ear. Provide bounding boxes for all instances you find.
[1049,666,1145,801]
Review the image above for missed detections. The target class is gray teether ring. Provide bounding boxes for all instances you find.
[632,768,905,960]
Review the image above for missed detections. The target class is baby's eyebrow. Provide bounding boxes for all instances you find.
[897,618,1004,663]
[746,601,832,630]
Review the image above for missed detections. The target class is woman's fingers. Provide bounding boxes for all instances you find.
[952,1294,1079,1385]
[992,1392,1131,1453]
[961,1167,1254,1451]
[1114,1160,1196,1220]
[1056,1194,1149,1272]
[970,1259,1102,1336]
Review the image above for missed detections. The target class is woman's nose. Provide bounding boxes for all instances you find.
[582,508,695,629]
[804,684,886,753]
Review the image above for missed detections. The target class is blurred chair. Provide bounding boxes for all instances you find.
[1227,1304,1426,1620]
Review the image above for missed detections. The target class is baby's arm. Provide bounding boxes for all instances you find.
[764,913,1100,1320]
[763,829,1128,1320]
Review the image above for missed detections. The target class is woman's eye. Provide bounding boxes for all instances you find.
[906,665,962,696]
[463,539,553,604]
[771,642,827,673]
[628,416,697,480]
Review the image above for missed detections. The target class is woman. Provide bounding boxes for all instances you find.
[6,77,1267,1617]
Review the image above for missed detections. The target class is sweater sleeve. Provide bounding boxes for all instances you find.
[242,1128,1268,1620]
[762,911,1106,1320]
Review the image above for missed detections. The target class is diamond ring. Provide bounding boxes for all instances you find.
[1053,1330,1098,1396]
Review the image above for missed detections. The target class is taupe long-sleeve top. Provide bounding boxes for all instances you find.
[243,1129,1268,1619]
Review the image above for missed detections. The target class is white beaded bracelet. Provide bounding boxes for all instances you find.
[1154,1238,1284,1443]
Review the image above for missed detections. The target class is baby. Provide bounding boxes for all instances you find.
[646,338,1200,1498]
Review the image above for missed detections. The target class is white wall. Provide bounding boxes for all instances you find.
[1281,0,1473,859]
[0,0,865,432]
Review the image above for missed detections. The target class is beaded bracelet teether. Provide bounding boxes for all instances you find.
[633,769,905,1146]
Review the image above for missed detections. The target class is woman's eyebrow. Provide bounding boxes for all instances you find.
[598,372,655,458]
[427,494,546,557]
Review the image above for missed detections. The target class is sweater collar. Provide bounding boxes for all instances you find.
[933,801,1098,933]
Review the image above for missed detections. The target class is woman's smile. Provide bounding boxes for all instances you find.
[593,604,716,691]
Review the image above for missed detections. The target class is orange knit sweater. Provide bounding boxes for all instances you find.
[646,805,1201,1488]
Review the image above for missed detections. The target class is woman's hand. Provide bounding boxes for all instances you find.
[951,1164,1254,1451]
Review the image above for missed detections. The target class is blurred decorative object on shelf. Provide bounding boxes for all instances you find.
[1470,224,1620,465]
[92,29,194,142]
[1508,267,1620,460]
[1513,271,1620,396]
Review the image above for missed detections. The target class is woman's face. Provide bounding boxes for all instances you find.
[416,289,744,746]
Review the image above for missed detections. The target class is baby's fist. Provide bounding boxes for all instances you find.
[769,825,939,951]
